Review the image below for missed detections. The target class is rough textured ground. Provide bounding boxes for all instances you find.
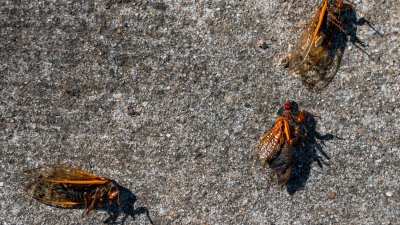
[1,0,399,224]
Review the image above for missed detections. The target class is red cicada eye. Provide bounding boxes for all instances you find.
[283,102,291,110]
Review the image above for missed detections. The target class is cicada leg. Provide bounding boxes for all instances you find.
[82,192,90,217]
[82,188,103,217]
[297,110,306,123]
[327,11,345,32]
[328,0,354,31]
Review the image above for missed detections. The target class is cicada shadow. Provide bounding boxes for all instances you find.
[285,113,335,195]
[103,185,154,225]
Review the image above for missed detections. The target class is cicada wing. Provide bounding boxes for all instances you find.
[24,179,85,208]
[290,24,315,69]
[289,1,327,72]
[291,1,348,91]
[23,165,109,208]
[257,118,285,164]
[23,164,108,185]
[299,25,344,92]
[300,47,343,91]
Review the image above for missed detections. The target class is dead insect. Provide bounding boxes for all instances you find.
[284,0,353,91]
[23,164,119,216]
[256,101,308,186]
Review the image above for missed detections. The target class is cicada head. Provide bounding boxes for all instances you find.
[278,101,300,116]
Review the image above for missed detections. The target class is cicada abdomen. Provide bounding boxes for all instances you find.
[268,141,293,186]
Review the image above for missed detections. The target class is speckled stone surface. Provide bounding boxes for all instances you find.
[0,0,399,224]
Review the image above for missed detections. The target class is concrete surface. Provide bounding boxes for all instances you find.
[0,0,399,224]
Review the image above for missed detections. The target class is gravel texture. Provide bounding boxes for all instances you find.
[0,0,399,224]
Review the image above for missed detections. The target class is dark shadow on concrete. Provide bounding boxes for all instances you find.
[286,113,334,195]
[102,184,153,225]
[340,5,380,61]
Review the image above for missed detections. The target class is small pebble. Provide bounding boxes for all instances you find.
[385,191,393,197]
[357,127,367,135]
[327,192,336,200]
[168,211,178,217]
[224,95,233,103]
[206,18,214,26]
[113,93,123,99]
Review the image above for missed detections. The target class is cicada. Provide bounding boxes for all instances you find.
[256,101,308,186]
[23,164,119,216]
[285,0,353,92]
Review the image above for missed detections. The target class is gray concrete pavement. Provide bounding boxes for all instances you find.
[1,0,398,224]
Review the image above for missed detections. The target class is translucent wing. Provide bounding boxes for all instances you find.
[289,0,328,69]
[23,164,108,184]
[23,165,108,207]
[24,180,95,207]
[257,117,286,164]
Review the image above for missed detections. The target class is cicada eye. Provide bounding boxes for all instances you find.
[283,102,292,110]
